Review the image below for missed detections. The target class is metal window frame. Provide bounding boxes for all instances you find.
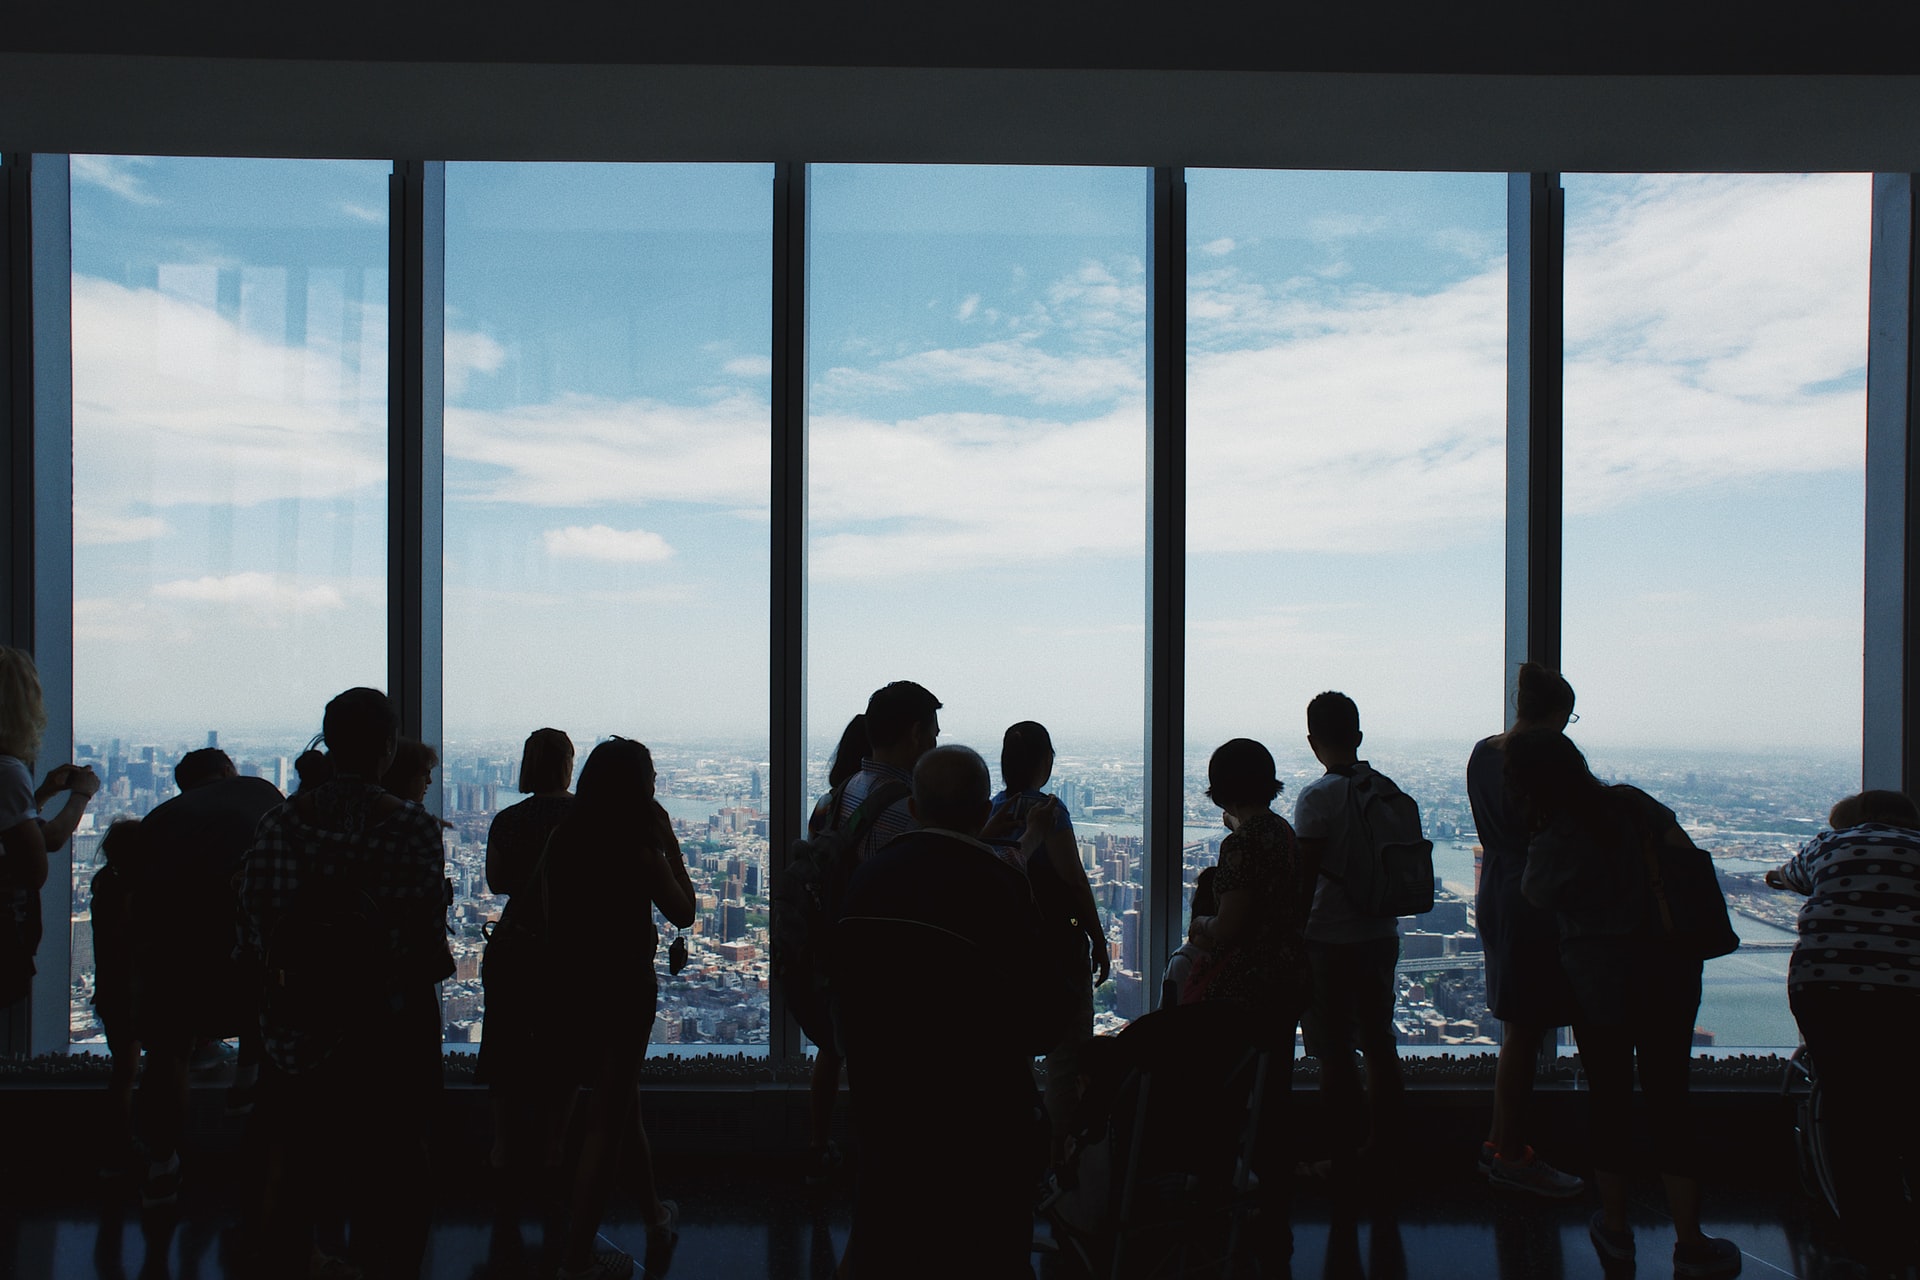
[769,162,808,1059]
[1865,174,1917,792]
[1505,172,1564,719]
[1,154,72,1056]
[1144,166,1186,1005]
[389,160,445,814]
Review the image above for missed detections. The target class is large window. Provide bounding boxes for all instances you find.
[443,163,773,1048]
[67,157,391,1044]
[805,165,1151,1024]
[1562,173,1870,1050]
[1185,171,1507,1048]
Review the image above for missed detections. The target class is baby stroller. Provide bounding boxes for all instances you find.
[1040,1000,1272,1279]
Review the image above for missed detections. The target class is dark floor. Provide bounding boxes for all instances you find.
[1,1157,1860,1280]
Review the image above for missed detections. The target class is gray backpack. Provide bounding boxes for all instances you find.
[1326,765,1434,918]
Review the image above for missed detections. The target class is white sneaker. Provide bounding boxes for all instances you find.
[1488,1147,1585,1198]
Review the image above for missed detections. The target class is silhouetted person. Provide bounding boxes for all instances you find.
[1160,866,1218,1009]
[804,682,941,1184]
[1190,737,1316,1259]
[380,739,439,805]
[536,737,694,1280]
[1294,693,1406,1178]
[90,819,144,1180]
[833,744,1058,1279]
[240,688,452,1280]
[480,727,576,1173]
[800,711,868,1181]
[0,646,101,1011]
[989,720,1109,1163]
[125,748,282,1207]
[1769,790,1920,1278]
[1467,662,1584,1196]
[1505,729,1742,1279]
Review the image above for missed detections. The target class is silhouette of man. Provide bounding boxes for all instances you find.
[833,745,1058,1279]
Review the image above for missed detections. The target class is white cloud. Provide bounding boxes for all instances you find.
[722,355,773,378]
[445,328,506,398]
[74,512,167,547]
[72,275,387,522]
[151,571,347,612]
[337,202,385,225]
[72,156,161,206]
[956,294,981,321]
[446,392,768,509]
[1201,237,1236,257]
[541,524,676,564]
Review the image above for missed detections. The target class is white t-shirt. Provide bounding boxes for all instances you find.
[0,755,38,834]
[1293,764,1398,945]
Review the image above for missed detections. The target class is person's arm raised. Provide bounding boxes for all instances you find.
[647,801,696,928]
[35,765,100,853]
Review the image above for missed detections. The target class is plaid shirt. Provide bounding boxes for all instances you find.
[241,779,450,1072]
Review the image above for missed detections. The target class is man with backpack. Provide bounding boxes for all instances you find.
[1293,691,1427,1179]
[781,679,941,1183]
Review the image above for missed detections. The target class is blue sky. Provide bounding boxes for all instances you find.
[65,157,1870,764]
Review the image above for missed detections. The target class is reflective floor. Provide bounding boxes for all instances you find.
[2,1160,1860,1280]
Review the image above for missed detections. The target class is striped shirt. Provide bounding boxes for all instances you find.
[831,760,918,864]
[1777,823,1920,997]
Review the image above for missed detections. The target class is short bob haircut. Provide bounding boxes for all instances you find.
[0,647,48,766]
[1206,738,1282,810]
[1001,721,1054,790]
[518,727,575,794]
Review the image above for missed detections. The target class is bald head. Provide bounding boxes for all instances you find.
[910,744,994,835]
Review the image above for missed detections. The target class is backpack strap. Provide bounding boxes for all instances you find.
[840,779,913,851]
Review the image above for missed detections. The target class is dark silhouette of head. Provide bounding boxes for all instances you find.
[569,737,657,840]
[321,687,401,778]
[864,681,942,762]
[1001,721,1054,792]
[1207,739,1282,811]
[1306,692,1361,751]
[1190,865,1219,919]
[1502,728,1609,830]
[827,714,870,790]
[910,744,993,835]
[518,727,574,794]
[174,748,237,792]
[1829,789,1920,830]
[381,738,439,804]
[292,733,331,795]
[1514,662,1576,729]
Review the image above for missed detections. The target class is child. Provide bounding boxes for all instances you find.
[1160,866,1218,1010]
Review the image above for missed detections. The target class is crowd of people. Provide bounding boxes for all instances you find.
[0,648,1913,1280]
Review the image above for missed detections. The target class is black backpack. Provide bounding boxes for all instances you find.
[771,779,910,1047]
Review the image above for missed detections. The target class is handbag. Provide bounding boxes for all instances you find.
[1636,820,1741,961]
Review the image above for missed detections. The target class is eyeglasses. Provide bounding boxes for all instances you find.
[1567,712,1581,725]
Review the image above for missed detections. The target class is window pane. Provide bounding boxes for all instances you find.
[68,156,391,1046]
[807,165,1150,1027]
[1186,170,1507,1048]
[443,163,773,1048]
[1563,173,1869,1052]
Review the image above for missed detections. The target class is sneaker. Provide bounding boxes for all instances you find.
[1673,1236,1742,1278]
[1588,1210,1635,1266]
[141,1153,182,1209]
[1477,1141,1497,1176]
[188,1040,238,1074]
[1488,1147,1584,1198]
[556,1248,634,1280]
